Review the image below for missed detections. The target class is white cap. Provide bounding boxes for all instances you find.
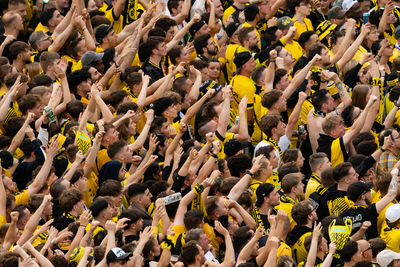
[386,204,400,223]
[341,0,357,11]
[377,250,400,267]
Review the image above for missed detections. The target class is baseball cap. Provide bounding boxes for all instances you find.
[224,139,245,158]
[95,23,113,44]
[386,203,400,223]
[234,52,252,74]
[106,247,132,264]
[189,21,206,37]
[255,183,275,206]
[81,51,104,66]
[346,181,373,202]
[226,22,241,38]
[90,198,109,218]
[342,0,357,12]
[316,20,337,41]
[377,250,400,267]
[199,80,223,97]
[327,6,346,19]
[387,72,399,87]
[277,16,294,30]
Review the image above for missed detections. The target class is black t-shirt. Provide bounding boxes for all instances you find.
[309,187,330,222]
[142,58,164,85]
[339,203,379,239]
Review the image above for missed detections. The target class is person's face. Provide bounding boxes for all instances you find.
[106,30,118,46]
[321,48,331,67]
[326,93,335,111]
[128,118,137,136]
[383,42,394,57]
[38,35,53,51]
[296,151,305,168]
[179,49,191,64]
[3,176,17,194]
[268,151,279,169]
[89,66,102,82]
[267,188,280,206]
[309,34,320,47]
[21,50,32,65]
[320,237,329,253]
[208,62,221,80]
[87,0,98,12]
[44,200,54,217]
[94,0,104,8]
[391,130,400,149]
[278,48,295,66]
[164,104,178,119]
[244,57,257,72]
[30,103,43,119]
[276,120,286,137]
[297,1,311,16]
[118,166,127,180]
[294,180,304,196]
[105,128,119,143]
[212,0,224,17]
[110,260,129,267]
[277,95,287,112]
[165,27,175,43]
[206,38,218,56]
[75,176,88,193]
[198,24,210,36]
[143,189,153,208]
[320,0,331,10]
[276,74,290,91]
[9,3,27,22]
[120,145,133,163]
[50,10,64,27]
[56,0,70,9]
[348,3,363,20]
[359,0,370,13]
[76,200,85,215]
[199,233,210,252]
[217,198,229,217]
[264,159,273,178]
[134,218,143,232]
[358,240,372,261]
[111,194,122,208]
[160,122,170,138]
[197,245,206,264]
[309,205,318,221]
[156,42,167,57]
[320,157,331,171]
[258,0,272,17]
[347,167,359,184]
[247,31,260,52]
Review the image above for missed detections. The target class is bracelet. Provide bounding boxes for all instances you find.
[380,147,387,152]
[210,153,218,159]
[160,236,174,250]
[246,170,254,177]
[371,77,383,86]
[79,224,86,227]
[193,183,204,194]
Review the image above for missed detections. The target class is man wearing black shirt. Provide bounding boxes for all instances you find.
[0,12,23,58]
[340,176,398,239]
[142,36,166,85]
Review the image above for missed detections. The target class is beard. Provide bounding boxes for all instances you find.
[207,48,218,56]
[250,44,260,53]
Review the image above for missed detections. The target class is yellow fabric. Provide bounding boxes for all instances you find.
[85,223,106,238]
[331,138,345,167]
[252,92,268,145]
[292,18,314,40]
[381,226,400,252]
[291,232,312,264]
[203,222,223,254]
[305,174,321,199]
[222,5,238,25]
[172,224,186,244]
[284,40,303,60]
[230,74,256,119]
[83,173,98,207]
[267,172,281,190]
[0,215,6,227]
[15,189,30,205]
[353,45,368,62]
[215,132,235,159]
[99,2,124,33]
[95,148,111,176]
[277,241,292,259]
[34,23,49,33]
[276,195,298,228]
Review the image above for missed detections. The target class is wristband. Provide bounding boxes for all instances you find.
[193,183,204,194]
[210,153,218,159]
[79,224,86,227]
[395,101,400,108]
[380,147,387,152]
[246,170,254,177]
[371,77,383,87]
[160,236,174,250]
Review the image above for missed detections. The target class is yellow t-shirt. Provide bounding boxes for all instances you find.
[292,18,314,40]
[285,40,303,61]
[305,173,321,199]
[15,189,30,205]
[381,226,400,252]
[230,74,256,119]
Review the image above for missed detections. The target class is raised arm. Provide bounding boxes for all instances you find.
[8,113,34,155]
[330,19,356,64]
[173,0,190,25]
[216,86,232,137]
[237,227,265,265]
[215,221,235,267]
[305,222,322,267]
[234,96,251,141]
[376,167,399,213]
[166,15,201,51]
[285,92,307,139]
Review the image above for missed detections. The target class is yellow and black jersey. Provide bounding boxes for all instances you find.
[381,226,400,252]
[326,184,353,216]
[317,134,348,167]
[276,194,298,228]
[305,173,321,199]
[230,74,256,121]
[287,225,312,264]
[251,206,277,236]
[298,257,323,267]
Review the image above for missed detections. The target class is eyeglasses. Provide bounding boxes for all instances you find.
[362,244,373,253]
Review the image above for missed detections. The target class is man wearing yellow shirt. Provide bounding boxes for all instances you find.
[305,152,331,199]
[231,52,257,127]
[243,4,262,50]
[95,24,118,53]
[382,204,400,252]
[276,16,303,60]
[289,0,313,40]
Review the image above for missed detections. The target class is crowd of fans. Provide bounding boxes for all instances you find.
[2,0,400,266]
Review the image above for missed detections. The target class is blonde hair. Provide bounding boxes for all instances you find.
[26,62,42,81]
[322,115,343,135]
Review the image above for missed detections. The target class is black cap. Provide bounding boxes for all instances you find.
[189,21,206,37]
[224,139,245,158]
[226,22,240,38]
[255,183,275,207]
[199,80,223,97]
[106,248,132,264]
[95,24,113,44]
[89,198,109,218]
[234,52,252,74]
[347,181,373,202]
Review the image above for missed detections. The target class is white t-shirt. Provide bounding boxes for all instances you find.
[254,135,290,170]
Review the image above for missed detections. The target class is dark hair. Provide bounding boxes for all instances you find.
[155,18,176,33]
[356,141,377,156]
[184,209,204,230]
[67,69,91,94]
[298,31,316,49]
[194,34,211,55]
[332,162,353,182]
[312,89,330,111]
[179,240,200,266]
[233,226,252,252]
[66,100,84,119]
[117,102,139,115]
[352,132,375,149]
[278,162,300,182]
[98,179,122,197]
[291,200,312,225]
[262,89,283,109]
[119,208,142,229]
[9,41,29,60]
[368,238,386,258]
[339,240,359,262]
[107,140,127,159]
[244,4,259,21]
[148,27,167,38]
[227,154,252,177]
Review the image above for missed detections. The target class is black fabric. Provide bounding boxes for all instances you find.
[339,203,379,239]
[142,58,164,85]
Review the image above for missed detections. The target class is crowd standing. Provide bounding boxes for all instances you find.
[3,0,400,266]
